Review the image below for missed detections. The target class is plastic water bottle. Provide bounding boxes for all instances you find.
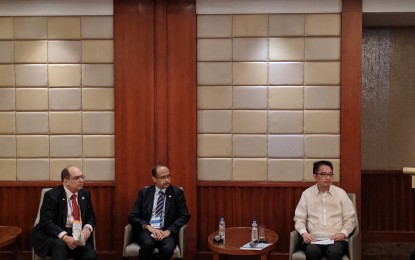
[251,220,258,242]
[219,217,225,240]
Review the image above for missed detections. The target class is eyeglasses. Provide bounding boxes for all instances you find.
[317,172,334,178]
[156,174,171,180]
[68,175,86,181]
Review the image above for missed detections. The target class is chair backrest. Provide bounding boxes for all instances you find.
[347,193,359,228]
[34,188,52,226]
[347,193,356,207]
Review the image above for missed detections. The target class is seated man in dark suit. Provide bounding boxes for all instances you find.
[32,165,97,260]
[128,165,191,260]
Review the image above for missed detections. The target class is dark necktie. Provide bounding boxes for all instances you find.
[155,191,165,217]
[71,194,80,220]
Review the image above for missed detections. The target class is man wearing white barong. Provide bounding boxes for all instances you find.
[294,160,356,260]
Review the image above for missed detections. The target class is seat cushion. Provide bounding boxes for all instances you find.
[292,250,306,260]
[292,250,349,260]
[124,242,180,258]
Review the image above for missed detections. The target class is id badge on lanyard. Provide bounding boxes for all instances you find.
[150,217,162,229]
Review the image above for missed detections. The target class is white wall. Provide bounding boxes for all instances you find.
[0,0,113,16]
[197,0,415,14]
[196,0,341,14]
[363,0,415,12]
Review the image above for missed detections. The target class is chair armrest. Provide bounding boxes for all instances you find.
[123,224,133,252]
[178,224,188,258]
[347,225,360,260]
[289,230,303,260]
[92,229,96,250]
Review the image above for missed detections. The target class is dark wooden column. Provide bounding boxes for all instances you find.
[164,1,197,258]
[154,0,197,257]
[341,0,362,202]
[114,0,156,257]
[114,0,196,258]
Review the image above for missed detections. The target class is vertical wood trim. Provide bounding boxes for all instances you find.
[166,1,197,258]
[114,0,156,257]
[341,0,362,204]
[341,2,362,257]
[155,0,169,164]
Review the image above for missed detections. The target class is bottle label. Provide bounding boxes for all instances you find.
[72,220,82,240]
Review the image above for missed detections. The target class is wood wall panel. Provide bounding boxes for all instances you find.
[155,0,169,164]
[114,0,156,257]
[341,0,362,204]
[340,4,363,257]
[197,184,308,256]
[0,182,115,258]
[0,186,41,251]
[90,185,116,250]
[362,171,415,242]
[166,1,197,258]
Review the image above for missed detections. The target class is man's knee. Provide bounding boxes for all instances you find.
[326,249,343,260]
[81,243,97,260]
[158,237,176,254]
[140,239,156,251]
[158,244,175,254]
[326,242,346,260]
[48,238,68,259]
[306,251,321,258]
[305,244,322,259]
[50,238,67,250]
[82,250,97,260]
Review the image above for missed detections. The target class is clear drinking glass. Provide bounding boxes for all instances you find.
[259,225,266,242]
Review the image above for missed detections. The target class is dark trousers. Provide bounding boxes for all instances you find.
[136,230,176,260]
[304,241,348,260]
[47,229,97,260]
[410,249,415,260]
[48,238,96,260]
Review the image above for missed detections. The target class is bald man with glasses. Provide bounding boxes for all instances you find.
[32,165,97,260]
[294,160,356,260]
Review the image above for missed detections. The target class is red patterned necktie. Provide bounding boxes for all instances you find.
[71,194,80,220]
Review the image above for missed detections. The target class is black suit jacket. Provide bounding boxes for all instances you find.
[32,185,96,258]
[128,185,190,239]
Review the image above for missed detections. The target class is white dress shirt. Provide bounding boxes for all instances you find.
[294,184,356,239]
[58,187,93,239]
